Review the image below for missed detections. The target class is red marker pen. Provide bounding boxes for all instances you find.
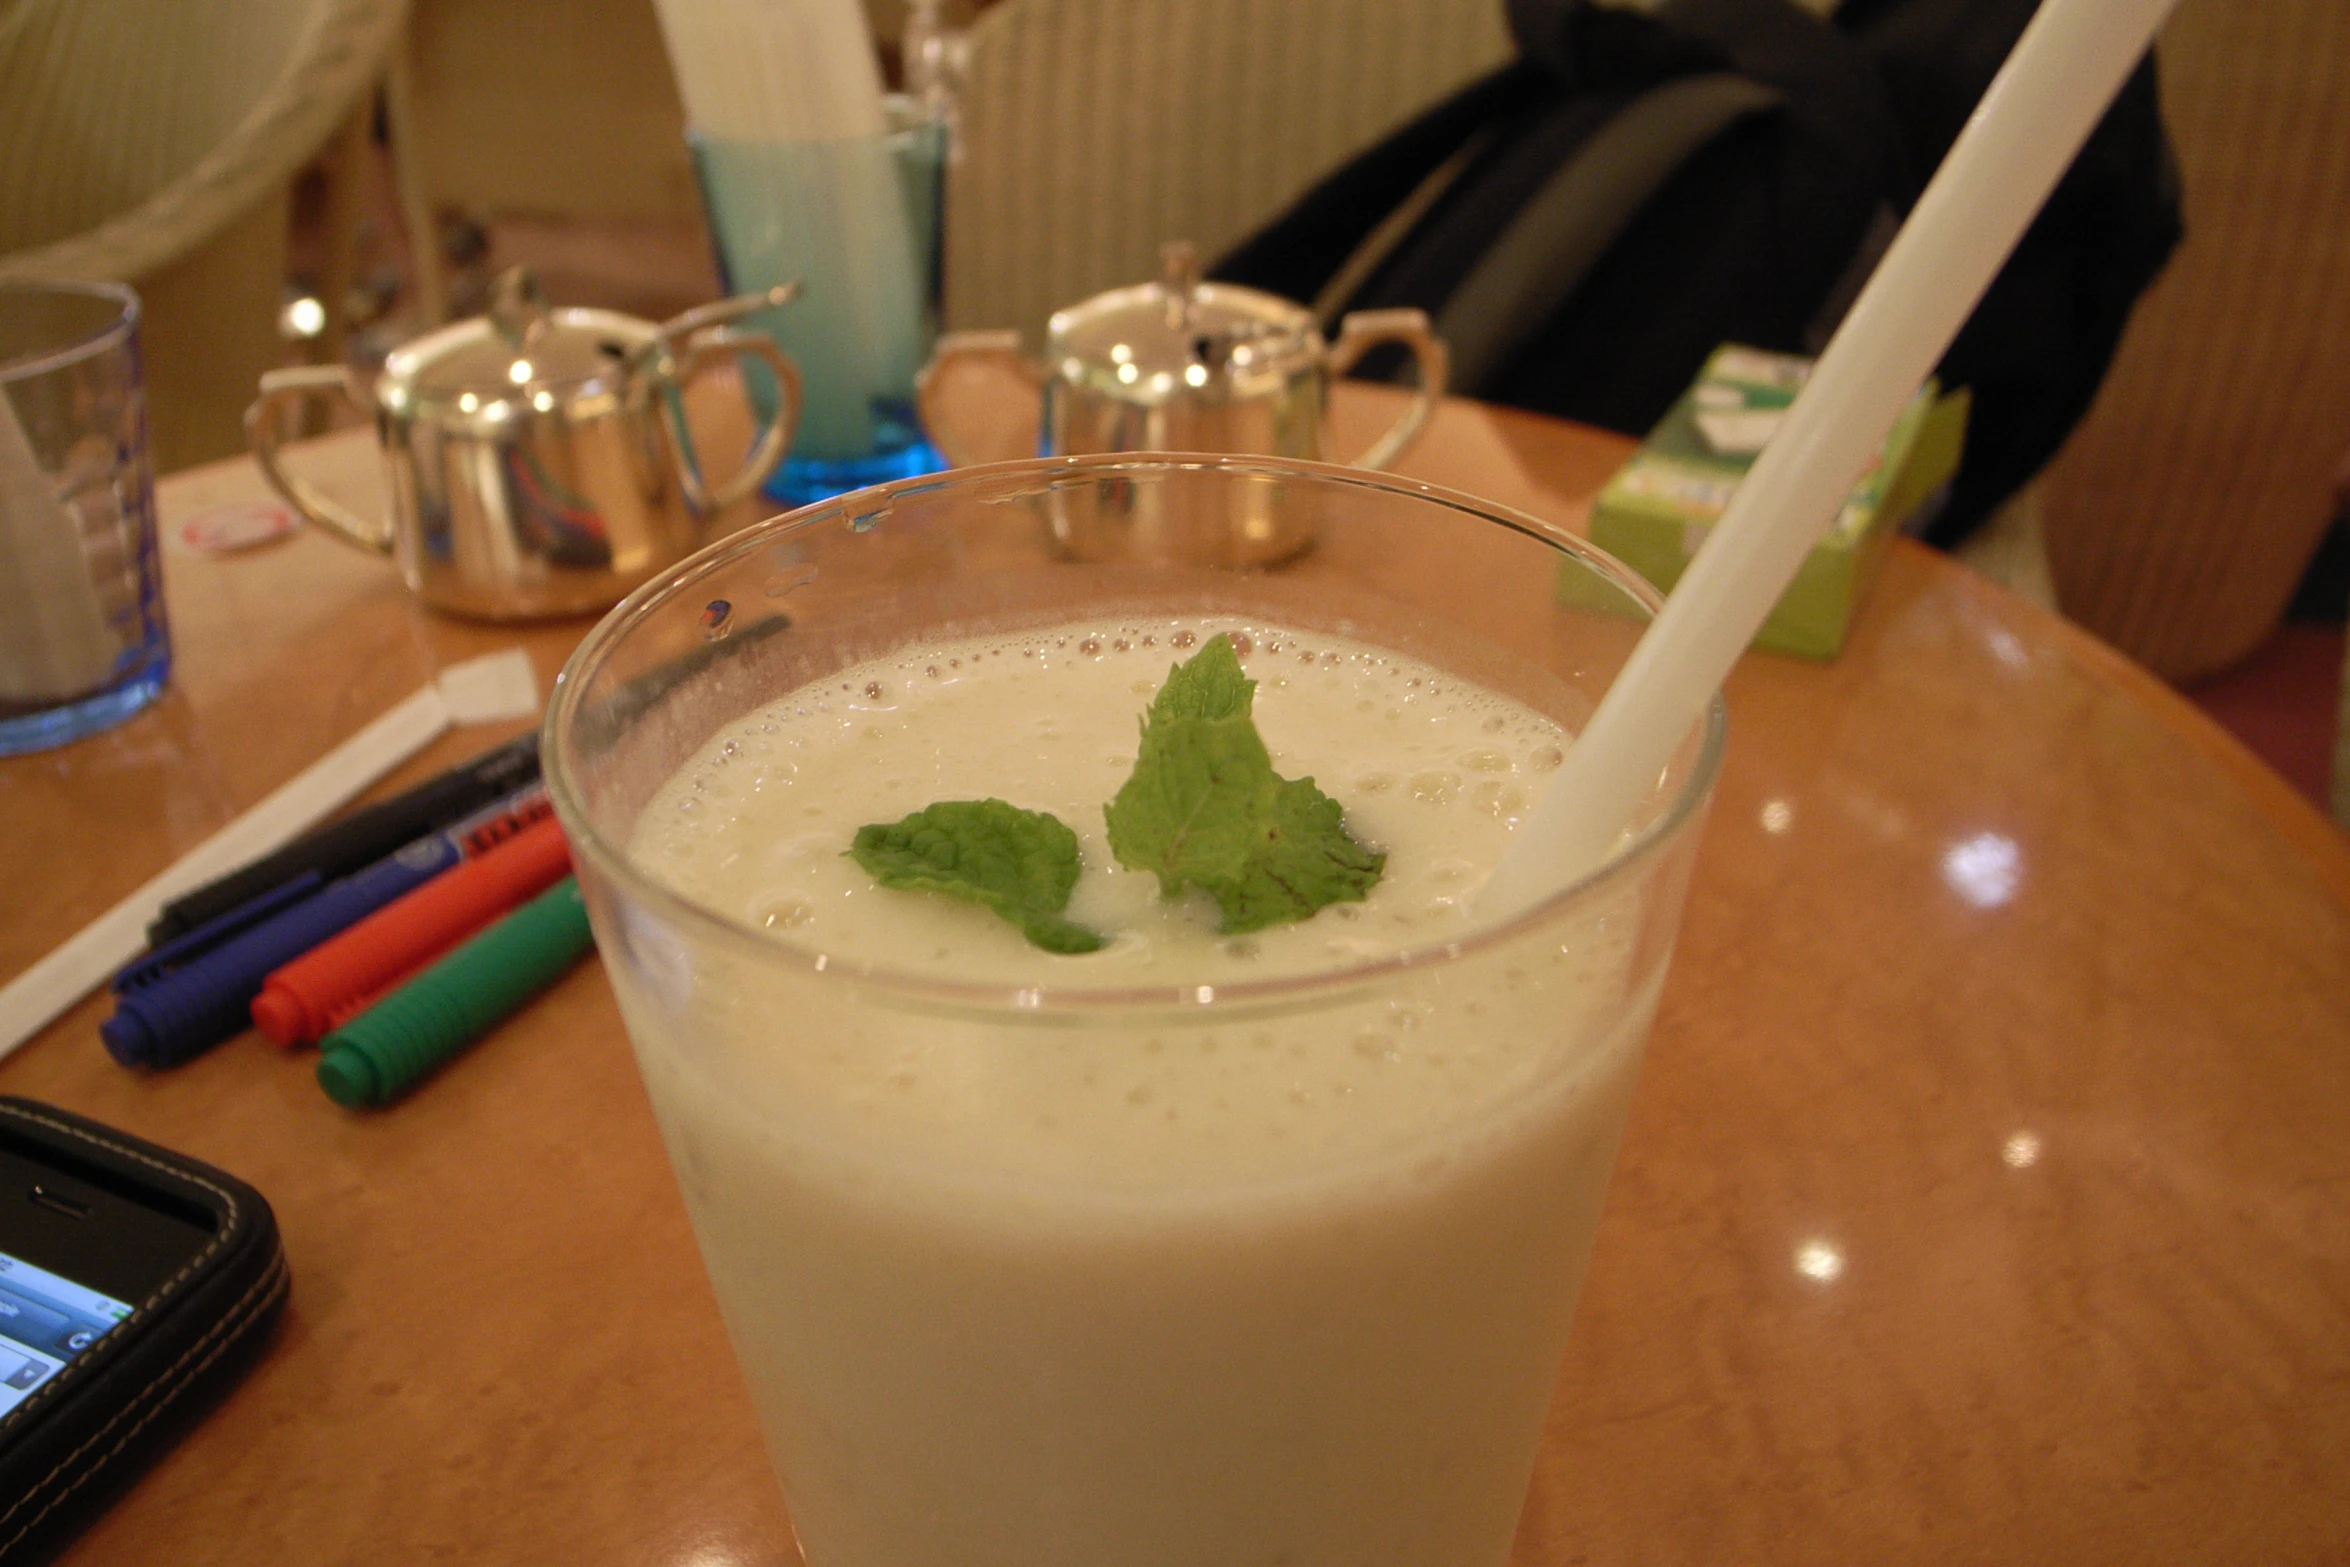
[250,814,572,1047]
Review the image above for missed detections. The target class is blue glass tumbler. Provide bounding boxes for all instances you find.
[693,102,948,507]
[0,281,169,756]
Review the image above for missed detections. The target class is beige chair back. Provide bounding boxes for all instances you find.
[392,0,704,246]
[944,0,1509,341]
[2036,0,2350,683]
[0,0,406,471]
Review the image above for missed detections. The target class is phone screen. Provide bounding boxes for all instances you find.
[0,1140,215,1424]
[0,1252,133,1416]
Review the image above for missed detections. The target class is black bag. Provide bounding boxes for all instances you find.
[1213,0,2180,545]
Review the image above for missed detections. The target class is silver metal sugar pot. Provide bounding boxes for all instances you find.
[246,269,803,620]
[917,243,1447,564]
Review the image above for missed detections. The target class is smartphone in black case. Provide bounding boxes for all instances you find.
[0,1099,287,1565]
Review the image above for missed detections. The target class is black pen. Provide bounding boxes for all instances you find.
[144,730,543,945]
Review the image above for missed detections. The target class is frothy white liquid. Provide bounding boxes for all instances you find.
[618,617,1658,1567]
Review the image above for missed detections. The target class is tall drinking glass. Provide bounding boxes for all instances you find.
[692,100,948,507]
[0,281,167,755]
[547,456,1723,1567]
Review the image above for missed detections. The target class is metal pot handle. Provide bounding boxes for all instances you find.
[656,329,802,514]
[915,330,1045,468]
[1325,308,1450,471]
[245,366,395,553]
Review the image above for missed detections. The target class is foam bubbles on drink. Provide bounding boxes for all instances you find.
[628,615,1644,1189]
[635,617,1569,981]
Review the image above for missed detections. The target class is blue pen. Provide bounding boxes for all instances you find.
[101,785,551,1069]
[111,873,324,995]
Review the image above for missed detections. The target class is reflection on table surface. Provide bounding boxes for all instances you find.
[1,387,2345,1565]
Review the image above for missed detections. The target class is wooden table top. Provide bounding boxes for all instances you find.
[2,391,2346,1565]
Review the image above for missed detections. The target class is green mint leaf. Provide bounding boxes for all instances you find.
[1146,631,1255,723]
[1206,774,1387,934]
[1106,711,1281,897]
[1104,634,1385,933]
[849,799,1105,954]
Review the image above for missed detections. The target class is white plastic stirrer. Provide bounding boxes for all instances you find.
[1477,0,2182,921]
[0,388,116,703]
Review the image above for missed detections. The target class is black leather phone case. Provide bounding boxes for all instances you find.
[0,1098,288,1566]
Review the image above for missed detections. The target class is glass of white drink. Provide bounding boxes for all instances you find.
[546,456,1724,1567]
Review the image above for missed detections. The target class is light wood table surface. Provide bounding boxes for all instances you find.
[2,391,2346,1565]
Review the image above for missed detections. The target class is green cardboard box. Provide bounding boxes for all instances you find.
[1574,345,1969,659]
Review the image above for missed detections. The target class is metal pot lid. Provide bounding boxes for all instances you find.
[377,269,657,412]
[1045,242,1324,403]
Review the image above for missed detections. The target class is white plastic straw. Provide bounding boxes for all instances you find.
[1479,0,2182,921]
[652,0,889,143]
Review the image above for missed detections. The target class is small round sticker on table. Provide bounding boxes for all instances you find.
[179,502,299,554]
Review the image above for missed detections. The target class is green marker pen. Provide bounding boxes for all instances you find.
[317,877,593,1109]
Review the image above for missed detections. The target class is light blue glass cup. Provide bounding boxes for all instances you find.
[0,281,169,756]
[692,103,948,507]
